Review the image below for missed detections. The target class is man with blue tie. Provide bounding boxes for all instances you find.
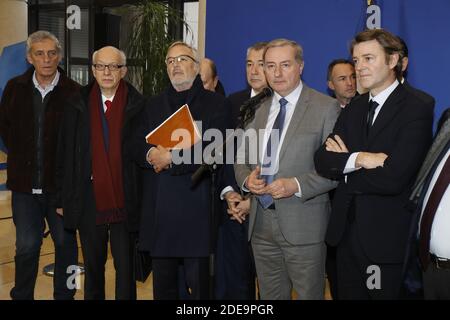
[234,38,340,299]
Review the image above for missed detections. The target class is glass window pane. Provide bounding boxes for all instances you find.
[184,2,198,48]
[38,10,65,59]
[70,65,89,86]
[70,9,89,59]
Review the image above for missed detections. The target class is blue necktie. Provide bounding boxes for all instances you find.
[257,98,288,209]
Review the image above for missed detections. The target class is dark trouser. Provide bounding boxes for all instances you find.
[79,220,135,300]
[326,244,339,300]
[336,220,403,300]
[423,260,450,299]
[215,216,256,300]
[78,183,136,300]
[153,257,209,300]
[10,192,78,300]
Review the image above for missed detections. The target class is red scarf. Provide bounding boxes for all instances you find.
[89,80,128,224]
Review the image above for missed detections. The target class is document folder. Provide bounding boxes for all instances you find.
[145,104,201,149]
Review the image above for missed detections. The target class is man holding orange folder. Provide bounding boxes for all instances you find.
[133,41,232,299]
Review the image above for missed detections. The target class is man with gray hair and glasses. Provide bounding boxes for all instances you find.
[0,30,79,300]
[133,41,232,299]
[57,45,146,299]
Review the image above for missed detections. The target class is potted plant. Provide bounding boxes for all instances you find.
[126,0,192,96]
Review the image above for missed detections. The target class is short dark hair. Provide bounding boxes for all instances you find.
[350,28,403,79]
[397,36,409,58]
[327,59,354,81]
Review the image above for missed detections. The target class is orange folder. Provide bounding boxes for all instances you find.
[145,104,201,149]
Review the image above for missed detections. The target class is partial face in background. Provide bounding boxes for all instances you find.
[199,59,218,92]
[166,44,198,91]
[26,38,61,81]
[264,45,303,97]
[352,39,398,96]
[92,46,127,93]
[246,48,267,93]
[328,63,356,103]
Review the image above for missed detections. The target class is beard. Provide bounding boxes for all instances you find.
[170,75,196,92]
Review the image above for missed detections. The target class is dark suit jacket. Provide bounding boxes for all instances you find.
[227,88,251,128]
[403,80,435,110]
[134,76,232,257]
[0,67,80,193]
[57,81,146,231]
[315,83,434,263]
[217,88,253,193]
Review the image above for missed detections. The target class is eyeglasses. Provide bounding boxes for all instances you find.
[165,55,197,66]
[93,63,125,71]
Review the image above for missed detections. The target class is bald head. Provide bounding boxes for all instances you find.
[93,46,126,65]
[92,46,127,97]
[199,58,218,92]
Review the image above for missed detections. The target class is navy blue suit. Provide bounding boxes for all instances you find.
[214,88,257,300]
[134,76,231,299]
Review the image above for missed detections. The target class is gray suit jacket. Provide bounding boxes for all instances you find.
[234,84,340,244]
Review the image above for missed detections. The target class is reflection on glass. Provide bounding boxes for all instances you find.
[70,65,89,86]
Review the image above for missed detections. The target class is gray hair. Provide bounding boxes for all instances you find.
[166,41,199,73]
[246,41,268,59]
[264,38,304,64]
[166,41,199,63]
[26,30,62,54]
[92,46,127,65]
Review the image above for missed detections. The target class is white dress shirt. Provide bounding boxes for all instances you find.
[101,94,115,113]
[32,70,60,101]
[240,82,303,197]
[420,148,450,259]
[344,79,399,173]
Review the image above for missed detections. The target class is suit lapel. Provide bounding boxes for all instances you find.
[367,85,405,143]
[278,85,310,161]
[250,99,272,167]
[254,98,272,131]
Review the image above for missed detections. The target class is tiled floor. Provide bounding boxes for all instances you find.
[0,193,154,300]
[0,150,151,300]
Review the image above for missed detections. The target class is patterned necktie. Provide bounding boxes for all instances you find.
[105,100,112,113]
[257,98,288,209]
[367,99,378,135]
[418,152,450,269]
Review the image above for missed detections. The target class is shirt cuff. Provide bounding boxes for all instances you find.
[241,176,250,193]
[294,178,302,198]
[220,186,235,200]
[146,147,155,165]
[343,152,360,174]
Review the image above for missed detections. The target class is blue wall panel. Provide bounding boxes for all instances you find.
[206,0,450,126]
